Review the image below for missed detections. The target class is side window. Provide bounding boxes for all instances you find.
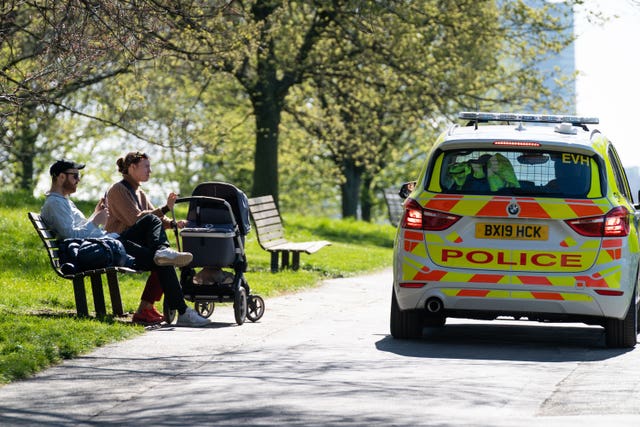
[608,145,633,203]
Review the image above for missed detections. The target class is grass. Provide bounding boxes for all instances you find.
[0,191,396,384]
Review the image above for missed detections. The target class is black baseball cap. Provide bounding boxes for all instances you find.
[49,159,85,176]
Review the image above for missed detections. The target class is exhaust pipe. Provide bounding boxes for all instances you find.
[425,297,443,314]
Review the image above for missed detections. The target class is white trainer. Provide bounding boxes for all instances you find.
[176,307,211,327]
[153,248,193,267]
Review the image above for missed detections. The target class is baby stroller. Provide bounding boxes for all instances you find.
[165,182,265,325]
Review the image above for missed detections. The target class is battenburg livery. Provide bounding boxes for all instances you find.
[391,111,640,348]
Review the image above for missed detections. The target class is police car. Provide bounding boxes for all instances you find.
[391,112,640,348]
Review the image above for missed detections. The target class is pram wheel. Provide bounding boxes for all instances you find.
[163,299,177,325]
[247,295,265,322]
[194,300,215,318]
[234,286,247,325]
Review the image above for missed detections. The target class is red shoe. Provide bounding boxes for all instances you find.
[149,306,165,321]
[133,308,164,324]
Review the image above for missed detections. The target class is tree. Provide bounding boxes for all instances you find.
[1,0,584,217]
[0,0,159,190]
[288,0,577,218]
[130,1,366,202]
[137,0,577,214]
[90,58,257,196]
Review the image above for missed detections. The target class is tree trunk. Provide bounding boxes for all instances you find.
[251,95,281,202]
[360,175,373,222]
[249,35,285,203]
[341,159,363,219]
[15,117,39,191]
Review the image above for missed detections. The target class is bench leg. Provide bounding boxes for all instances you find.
[72,276,89,317]
[106,270,124,316]
[281,251,290,270]
[292,252,300,270]
[270,252,279,273]
[90,274,107,317]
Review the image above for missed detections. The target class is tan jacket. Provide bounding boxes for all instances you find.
[104,176,171,234]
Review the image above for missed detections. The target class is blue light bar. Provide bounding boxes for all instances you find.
[459,111,599,125]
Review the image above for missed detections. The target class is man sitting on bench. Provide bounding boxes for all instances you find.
[40,159,210,327]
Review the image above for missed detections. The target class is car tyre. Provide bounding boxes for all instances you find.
[604,289,637,348]
[390,289,424,339]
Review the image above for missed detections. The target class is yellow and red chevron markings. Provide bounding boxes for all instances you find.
[417,194,610,219]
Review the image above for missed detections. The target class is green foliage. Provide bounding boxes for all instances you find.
[1,0,587,220]
[0,191,394,383]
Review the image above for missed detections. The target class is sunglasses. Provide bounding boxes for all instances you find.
[62,172,81,180]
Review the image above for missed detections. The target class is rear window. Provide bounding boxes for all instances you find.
[438,150,596,198]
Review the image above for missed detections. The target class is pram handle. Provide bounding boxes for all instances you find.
[174,195,231,206]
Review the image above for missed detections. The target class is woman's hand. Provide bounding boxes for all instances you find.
[165,192,179,210]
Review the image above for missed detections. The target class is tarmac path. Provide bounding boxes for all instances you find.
[1,268,640,426]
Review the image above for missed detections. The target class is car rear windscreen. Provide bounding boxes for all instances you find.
[439,150,595,198]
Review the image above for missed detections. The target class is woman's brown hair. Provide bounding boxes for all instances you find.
[116,151,148,175]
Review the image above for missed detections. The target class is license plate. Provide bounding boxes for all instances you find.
[475,223,548,240]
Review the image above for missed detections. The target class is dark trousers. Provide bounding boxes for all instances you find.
[118,214,187,313]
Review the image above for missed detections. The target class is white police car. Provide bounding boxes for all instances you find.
[391,112,640,348]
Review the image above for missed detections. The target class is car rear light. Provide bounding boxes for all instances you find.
[399,282,426,288]
[594,289,624,296]
[401,199,461,231]
[565,206,630,237]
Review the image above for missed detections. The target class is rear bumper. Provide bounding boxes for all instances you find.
[393,283,632,321]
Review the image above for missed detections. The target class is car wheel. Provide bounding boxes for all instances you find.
[390,289,424,339]
[605,288,637,348]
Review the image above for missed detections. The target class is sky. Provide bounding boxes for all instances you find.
[574,1,640,169]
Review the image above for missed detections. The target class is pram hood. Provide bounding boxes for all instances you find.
[187,182,251,236]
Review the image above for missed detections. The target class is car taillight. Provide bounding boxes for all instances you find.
[401,199,461,231]
[565,206,630,237]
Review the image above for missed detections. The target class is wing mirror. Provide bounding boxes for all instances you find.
[399,181,417,199]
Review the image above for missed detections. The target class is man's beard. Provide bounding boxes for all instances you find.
[62,179,77,194]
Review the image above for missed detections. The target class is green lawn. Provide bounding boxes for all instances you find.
[0,191,395,384]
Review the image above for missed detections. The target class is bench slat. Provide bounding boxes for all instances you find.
[247,195,276,206]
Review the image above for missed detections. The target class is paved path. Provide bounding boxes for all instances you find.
[1,269,640,426]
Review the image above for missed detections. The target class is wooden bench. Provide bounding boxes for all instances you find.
[247,196,331,272]
[28,212,139,318]
[383,188,405,226]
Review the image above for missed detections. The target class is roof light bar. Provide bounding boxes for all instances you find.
[493,141,541,147]
[459,111,599,125]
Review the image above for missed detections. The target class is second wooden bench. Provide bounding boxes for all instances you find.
[247,196,330,272]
